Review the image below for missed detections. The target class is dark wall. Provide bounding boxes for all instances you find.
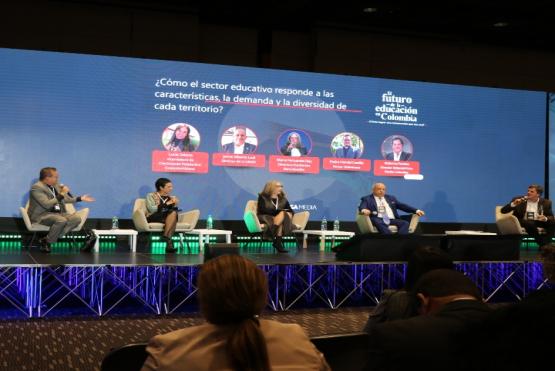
[1,2,555,91]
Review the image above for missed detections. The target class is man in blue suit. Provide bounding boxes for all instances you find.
[222,126,257,154]
[358,182,424,234]
[334,134,361,159]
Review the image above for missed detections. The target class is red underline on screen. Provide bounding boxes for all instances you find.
[205,100,363,113]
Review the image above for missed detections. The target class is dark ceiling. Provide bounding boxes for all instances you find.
[44,0,555,52]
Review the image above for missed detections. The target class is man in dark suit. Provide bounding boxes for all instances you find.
[334,134,361,159]
[459,245,555,371]
[358,182,424,234]
[222,126,257,154]
[28,167,95,253]
[500,184,555,246]
[385,137,411,161]
[364,269,491,371]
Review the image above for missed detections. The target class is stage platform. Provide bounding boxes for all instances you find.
[0,236,548,318]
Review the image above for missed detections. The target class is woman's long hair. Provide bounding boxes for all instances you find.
[169,124,191,151]
[260,180,285,198]
[198,255,270,371]
[286,132,302,149]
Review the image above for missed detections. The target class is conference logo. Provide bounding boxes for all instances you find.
[290,203,317,211]
[368,91,424,127]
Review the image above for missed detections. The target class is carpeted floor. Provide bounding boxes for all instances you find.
[0,307,373,371]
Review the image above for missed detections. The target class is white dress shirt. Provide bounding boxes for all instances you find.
[374,196,395,219]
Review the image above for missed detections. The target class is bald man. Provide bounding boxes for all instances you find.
[358,183,424,234]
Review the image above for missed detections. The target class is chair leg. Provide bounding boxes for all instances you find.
[296,234,301,249]
[178,233,191,254]
[67,231,79,249]
[27,232,38,249]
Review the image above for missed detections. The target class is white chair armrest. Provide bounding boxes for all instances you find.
[496,214,524,235]
[244,209,263,233]
[178,209,200,230]
[356,213,378,233]
[408,214,420,233]
[73,207,89,231]
[292,211,309,231]
[20,207,33,229]
[133,209,150,232]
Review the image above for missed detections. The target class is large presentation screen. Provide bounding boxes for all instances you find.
[0,48,546,222]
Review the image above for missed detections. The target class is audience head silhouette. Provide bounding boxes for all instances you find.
[412,269,482,315]
[198,254,270,371]
[405,246,453,290]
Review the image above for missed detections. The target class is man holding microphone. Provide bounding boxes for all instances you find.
[501,184,555,247]
[28,167,95,253]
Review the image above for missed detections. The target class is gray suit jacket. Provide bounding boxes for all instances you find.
[28,181,78,223]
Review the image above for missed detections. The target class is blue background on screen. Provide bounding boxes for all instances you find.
[0,48,546,222]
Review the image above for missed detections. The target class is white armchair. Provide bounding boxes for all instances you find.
[495,206,526,235]
[132,198,200,251]
[132,198,200,233]
[243,200,309,247]
[20,201,89,247]
[355,211,419,234]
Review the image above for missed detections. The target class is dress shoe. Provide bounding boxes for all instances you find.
[163,236,177,253]
[272,236,288,253]
[81,234,97,253]
[39,238,51,253]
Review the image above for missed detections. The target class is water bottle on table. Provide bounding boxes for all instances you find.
[207,214,213,229]
[333,217,340,231]
[321,217,327,231]
[111,216,119,229]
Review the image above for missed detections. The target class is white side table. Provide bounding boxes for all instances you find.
[299,230,355,251]
[92,229,138,253]
[185,229,232,253]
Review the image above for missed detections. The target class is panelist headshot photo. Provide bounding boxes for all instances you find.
[161,123,200,152]
[382,135,413,161]
[332,132,363,159]
[278,129,311,157]
[220,126,258,154]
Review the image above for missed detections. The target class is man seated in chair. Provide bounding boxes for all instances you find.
[28,167,95,253]
[501,184,555,247]
[358,182,424,234]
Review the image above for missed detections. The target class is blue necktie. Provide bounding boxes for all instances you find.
[380,198,390,225]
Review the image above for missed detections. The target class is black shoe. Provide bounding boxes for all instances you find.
[39,238,51,253]
[164,236,177,253]
[81,235,97,253]
[272,237,288,253]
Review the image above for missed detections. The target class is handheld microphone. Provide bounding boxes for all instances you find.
[60,184,73,198]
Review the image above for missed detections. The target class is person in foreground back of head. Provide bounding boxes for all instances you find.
[141,255,330,371]
[363,269,491,371]
[459,245,555,371]
[363,246,454,333]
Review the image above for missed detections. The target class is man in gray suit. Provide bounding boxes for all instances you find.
[28,167,95,252]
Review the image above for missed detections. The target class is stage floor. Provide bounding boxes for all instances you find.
[0,238,544,266]
[0,238,547,319]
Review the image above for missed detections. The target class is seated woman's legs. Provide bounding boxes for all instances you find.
[270,211,290,253]
[162,211,178,253]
